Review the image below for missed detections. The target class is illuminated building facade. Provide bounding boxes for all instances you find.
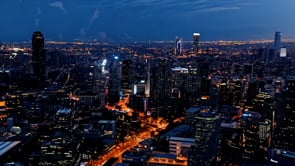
[240,111,263,161]
[170,66,200,105]
[169,137,195,156]
[273,77,295,151]
[0,100,8,127]
[171,67,188,99]
[32,31,47,86]
[189,110,221,166]
[40,131,80,165]
[175,37,183,55]
[39,108,78,165]
[145,59,151,98]
[55,108,74,132]
[147,153,188,166]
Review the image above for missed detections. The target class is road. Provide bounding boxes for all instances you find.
[88,119,168,166]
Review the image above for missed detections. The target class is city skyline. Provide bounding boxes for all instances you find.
[1,0,295,42]
[1,27,295,165]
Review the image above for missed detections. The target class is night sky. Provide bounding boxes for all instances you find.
[1,0,295,42]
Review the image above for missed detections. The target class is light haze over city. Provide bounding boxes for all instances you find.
[1,0,295,42]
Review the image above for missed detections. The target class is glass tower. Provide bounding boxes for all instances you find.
[274,32,281,55]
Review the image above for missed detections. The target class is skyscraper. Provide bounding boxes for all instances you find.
[188,110,221,165]
[121,59,133,98]
[108,55,121,105]
[193,33,200,55]
[32,31,47,86]
[175,37,183,55]
[274,32,281,56]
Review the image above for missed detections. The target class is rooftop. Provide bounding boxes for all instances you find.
[186,106,209,114]
[170,137,195,143]
[0,141,21,156]
[152,152,177,159]
[161,124,192,138]
[98,120,116,124]
[56,108,71,115]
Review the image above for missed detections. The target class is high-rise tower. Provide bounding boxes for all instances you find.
[188,110,221,165]
[32,31,47,86]
[121,59,133,98]
[175,37,183,55]
[274,32,281,56]
[193,33,200,55]
[107,56,121,105]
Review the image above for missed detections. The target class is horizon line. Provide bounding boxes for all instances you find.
[2,38,295,44]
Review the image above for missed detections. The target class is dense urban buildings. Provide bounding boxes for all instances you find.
[0,30,295,166]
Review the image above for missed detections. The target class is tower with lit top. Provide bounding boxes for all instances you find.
[32,31,47,87]
[193,33,200,55]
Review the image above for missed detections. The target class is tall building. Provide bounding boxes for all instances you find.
[199,61,211,97]
[32,31,47,86]
[193,33,200,55]
[145,59,151,98]
[175,37,183,55]
[189,110,221,166]
[121,59,133,98]
[273,76,295,151]
[107,55,121,105]
[0,70,11,93]
[150,58,171,116]
[274,32,281,56]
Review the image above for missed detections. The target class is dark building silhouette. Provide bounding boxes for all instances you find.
[150,58,171,116]
[0,70,11,93]
[121,59,133,98]
[199,61,210,96]
[32,31,47,87]
[193,33,200,55]
[107,55,121,105]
